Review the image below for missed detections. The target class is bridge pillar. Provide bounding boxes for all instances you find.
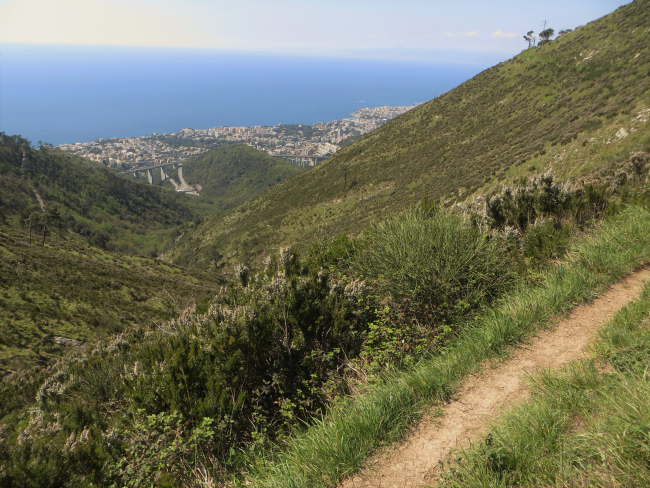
[177,163,189,190]
[147,169,153,184]
[134,170,140,178]
[160,166,167,181]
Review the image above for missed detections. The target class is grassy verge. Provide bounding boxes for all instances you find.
[439,275,650,486]
[249,205,650,487]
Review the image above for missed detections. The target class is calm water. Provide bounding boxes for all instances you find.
[0,44,497,145]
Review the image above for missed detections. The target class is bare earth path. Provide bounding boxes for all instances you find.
[341,268,650,488]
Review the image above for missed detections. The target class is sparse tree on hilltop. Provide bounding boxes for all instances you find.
[523,30,536,48]
[538,28,555,45]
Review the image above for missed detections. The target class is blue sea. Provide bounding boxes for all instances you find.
[0,44,498,146]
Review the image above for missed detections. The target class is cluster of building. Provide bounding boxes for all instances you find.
[58,104,419,170]
[58,137,207,168]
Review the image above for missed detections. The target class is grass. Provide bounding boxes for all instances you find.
[438,276,650,487]
[248,204,650,487]
[354,207,514,324]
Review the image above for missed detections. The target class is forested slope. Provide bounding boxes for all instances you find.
[0,134,203,255]
[173,144,302,211]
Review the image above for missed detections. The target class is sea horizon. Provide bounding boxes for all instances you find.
[0,43,503,146]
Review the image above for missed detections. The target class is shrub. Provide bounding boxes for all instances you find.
[355,207,515,325]
[520,217,571,264]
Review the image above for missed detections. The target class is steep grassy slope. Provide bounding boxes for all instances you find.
[169,144,303,211]
[0,134,210,255]
[167,0,650,268]
[0,226,221,370]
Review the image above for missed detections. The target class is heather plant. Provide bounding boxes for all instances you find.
[107,410,218,487]
[483,171,606,232]
[468,153,649,270]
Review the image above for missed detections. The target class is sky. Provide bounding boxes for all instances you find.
[0,0,632,62]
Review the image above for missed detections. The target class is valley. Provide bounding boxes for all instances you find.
[1,1,650,486]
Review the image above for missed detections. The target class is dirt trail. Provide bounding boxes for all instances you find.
[341,268,650,488]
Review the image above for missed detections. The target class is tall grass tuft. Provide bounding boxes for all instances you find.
[355,207,514,324]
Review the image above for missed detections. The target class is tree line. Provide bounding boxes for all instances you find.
[524,26,573,48]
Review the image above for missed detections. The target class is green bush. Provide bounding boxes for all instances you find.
[484,173,608,232]
[106,410,217,487]
[520,217,571,264]
[355,207,515,324]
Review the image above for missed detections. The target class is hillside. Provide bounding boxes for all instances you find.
[0,226,222,370]
[167,0,650,268]
[4,3,650,485]
[0,134,208,256]
[166,144,303,211]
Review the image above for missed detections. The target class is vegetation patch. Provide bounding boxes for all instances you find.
[249,204,650,487]
[0,227,221,370]
[3,184,650,486]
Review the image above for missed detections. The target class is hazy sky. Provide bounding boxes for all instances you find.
[0,0,631,61]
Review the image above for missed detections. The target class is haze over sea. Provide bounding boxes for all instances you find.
[0,43,498,146]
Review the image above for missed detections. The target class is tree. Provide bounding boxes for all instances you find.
[557,29,573,38]
[25,211,42,245]
[523,30,536,48]
[40,206,65,246]
[538,28,555,45]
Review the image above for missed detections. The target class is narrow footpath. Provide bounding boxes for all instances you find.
[341,268,650,488]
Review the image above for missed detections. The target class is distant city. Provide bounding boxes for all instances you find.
[57,105,419,169]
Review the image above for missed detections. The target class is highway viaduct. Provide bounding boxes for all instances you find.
[119,154,329,188]
[121,160,181,184]
[120,160,194,190]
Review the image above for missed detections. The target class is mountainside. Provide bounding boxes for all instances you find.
[167,144,303,211]
[167,0,650,268]
[0,134,207,255]
[5,3,650,485]
[0,226,222,370]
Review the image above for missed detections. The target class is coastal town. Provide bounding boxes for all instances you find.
[57,104,419,169]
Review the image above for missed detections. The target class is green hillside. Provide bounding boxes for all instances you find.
[169,144,303,211]
[167,0,650,268]
[0,134,208,256]
[3,3,650,486]
[0,226,221,370]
